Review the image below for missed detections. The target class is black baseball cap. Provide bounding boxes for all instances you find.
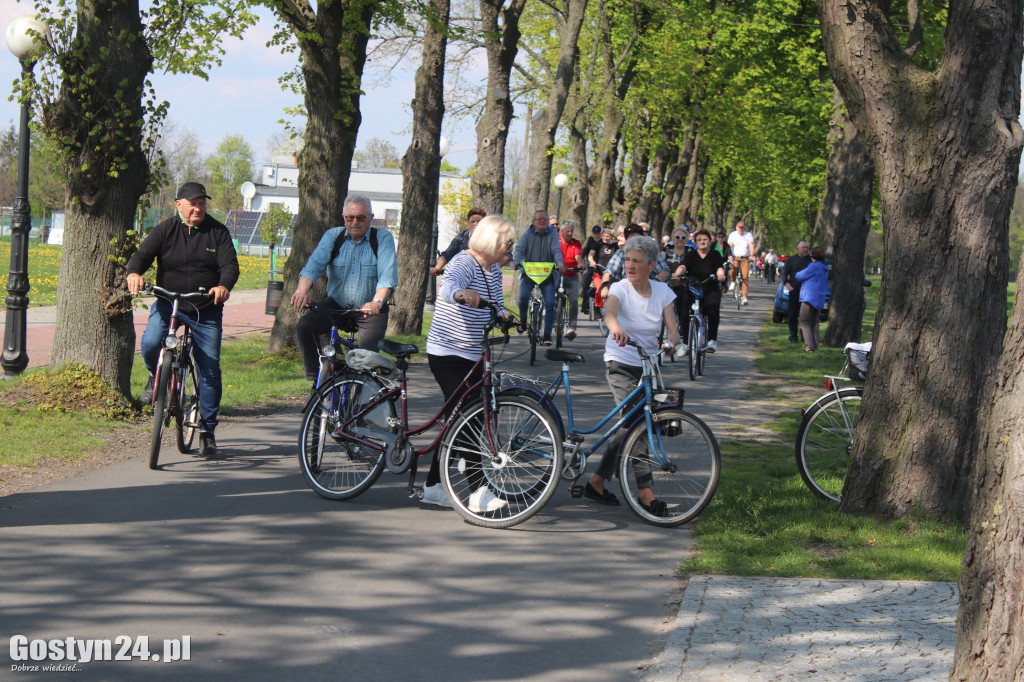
[176,182,212,201]
[591,225,601,234]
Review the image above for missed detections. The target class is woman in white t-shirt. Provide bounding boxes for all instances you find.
[584,236,680,517]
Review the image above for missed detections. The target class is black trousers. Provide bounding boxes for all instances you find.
[426,353,481,486]
[787,286,802,340]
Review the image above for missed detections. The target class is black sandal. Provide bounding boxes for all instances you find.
[584,482,620,506]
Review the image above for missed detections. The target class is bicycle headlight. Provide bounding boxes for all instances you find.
[164,336,178,350]
[322,344,336,358]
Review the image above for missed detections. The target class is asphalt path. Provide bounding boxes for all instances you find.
[1,280,777,681]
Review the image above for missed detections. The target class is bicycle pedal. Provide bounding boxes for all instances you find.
[410,486,424,500]
[568,484,585,498]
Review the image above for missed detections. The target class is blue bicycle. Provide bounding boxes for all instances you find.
[503,341,721,527]
[673,275,717,381]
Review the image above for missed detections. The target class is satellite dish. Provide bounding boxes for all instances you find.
[239,182,256,210]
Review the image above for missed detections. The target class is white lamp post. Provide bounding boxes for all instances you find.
[553,173,569,226]
[2,15,47,377]
[425,136,450,307]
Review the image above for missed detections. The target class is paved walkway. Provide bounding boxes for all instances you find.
[20,288,275,369]
[646,575,957,681]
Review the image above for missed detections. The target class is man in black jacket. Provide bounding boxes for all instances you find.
[126,182,239,455]
[780,240,811,343]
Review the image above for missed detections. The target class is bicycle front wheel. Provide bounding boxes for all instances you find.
[696,321,705,377]
[441,395,563,529]
[176,355,200,453]
[618,409,721,527]
[299,375,394,500]
[555,298,565,348]
[795,387,863,503]
[529,303,542,365]
[148,358,174,469]
[688,319,699,381]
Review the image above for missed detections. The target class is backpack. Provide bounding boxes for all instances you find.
[330,227,378,262]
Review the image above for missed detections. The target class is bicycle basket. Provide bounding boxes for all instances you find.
[345,348,396,376]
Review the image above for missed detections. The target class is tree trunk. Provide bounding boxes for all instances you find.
[819,85,874,346]
[268,0,377,352]
[46,0,152,397]
[471,0,526,215]
[817,0,1024,521]
[567,94,591,234]
[389,0,449,336]
[678,132,701,226]
[522,0,588,213]
[952,257,1024,679]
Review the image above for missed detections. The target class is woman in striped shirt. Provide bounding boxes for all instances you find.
[420,215,516,511]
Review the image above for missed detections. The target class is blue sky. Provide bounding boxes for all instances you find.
[2,5,481,177]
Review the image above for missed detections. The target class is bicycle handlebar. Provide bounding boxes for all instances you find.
[145,284,210,303]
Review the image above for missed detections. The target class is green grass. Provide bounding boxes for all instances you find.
[0,238,284,307]
[681,272,969,581]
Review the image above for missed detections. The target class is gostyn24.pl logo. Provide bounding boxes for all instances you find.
[10,635,191,668]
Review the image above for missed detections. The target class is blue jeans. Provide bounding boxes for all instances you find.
[518,275,556,337]
[141,299,224,434]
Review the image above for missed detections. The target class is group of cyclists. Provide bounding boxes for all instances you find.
[133,184,738,518]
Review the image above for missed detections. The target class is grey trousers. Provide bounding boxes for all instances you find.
[595,360,653,489]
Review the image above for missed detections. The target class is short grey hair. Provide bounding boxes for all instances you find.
[344,194,373,214]
[623,236,659,265]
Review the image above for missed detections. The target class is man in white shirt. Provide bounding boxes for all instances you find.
[727,221,755,304]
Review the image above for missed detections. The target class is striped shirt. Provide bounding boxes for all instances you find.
[426,251,506,361]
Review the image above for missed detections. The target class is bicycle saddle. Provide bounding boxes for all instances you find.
[545,349,585,363]
[379,339,420,359]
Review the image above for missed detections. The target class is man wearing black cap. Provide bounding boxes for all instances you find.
[126,182,239,456]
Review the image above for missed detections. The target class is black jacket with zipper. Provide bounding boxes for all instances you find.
[126,214,240,306]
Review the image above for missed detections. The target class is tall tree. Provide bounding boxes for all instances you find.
[519,0,587,213]
[471,0,528,214]
[354,137,401,169]
[816,0,1023,521]
[28,0,254,395]
[265,0,401,352]
[389,0,451,336]
[205,134,256,214]
[953,252,1024,677]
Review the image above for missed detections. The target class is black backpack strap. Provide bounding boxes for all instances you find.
[329,227,378,262]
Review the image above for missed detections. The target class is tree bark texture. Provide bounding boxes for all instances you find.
[471,0,526,215]
[817,0,1024,521]
[522,0,587,214]
[952,257,1024,680]
[677,132,701,227]
[820,84,874,347]
[46,0,152,396]
[268,0,378,351]
[567,98,591,234]
[390,0,450,336]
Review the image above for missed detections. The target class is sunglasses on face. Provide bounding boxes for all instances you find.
[343,214,370,222]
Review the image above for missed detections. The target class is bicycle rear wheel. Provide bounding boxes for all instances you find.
[299,375,394,500]
[148,358,174,469]
[441,395,562,529]
[795,387,863,503]
[176,354,200,454]
[618,409,720,527]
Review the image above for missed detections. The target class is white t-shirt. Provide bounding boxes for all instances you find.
[604,280,675,367]
[728,230,754,258]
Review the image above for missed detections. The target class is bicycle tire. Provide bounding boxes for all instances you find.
[555,296,565,348]
[688,320,699,381]
[696,320,705,377]
[618,409,720,527]
[598,309,608,337]
[795,387,863,503]
[298,375,395,500]
[175,354,200,454]
[148,357,173,469]
[735,277,742,310]
[440,395,562,529]
[529,300,542,365]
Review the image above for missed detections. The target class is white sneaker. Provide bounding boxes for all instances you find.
[707,340,717,353]
[467,486,507,513]
[728,281,735,292]
[420,483,452,508]
[741,297,748,305]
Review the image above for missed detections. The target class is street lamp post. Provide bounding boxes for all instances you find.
[3,15,47,378]
[424,136,451,308]
[553,173,569,226]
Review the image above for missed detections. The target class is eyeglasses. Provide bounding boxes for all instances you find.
[673,235,685,240]
[504,239,515,250]
[343,214,370,222]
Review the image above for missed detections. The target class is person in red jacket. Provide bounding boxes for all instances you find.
[559,221,585,340]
